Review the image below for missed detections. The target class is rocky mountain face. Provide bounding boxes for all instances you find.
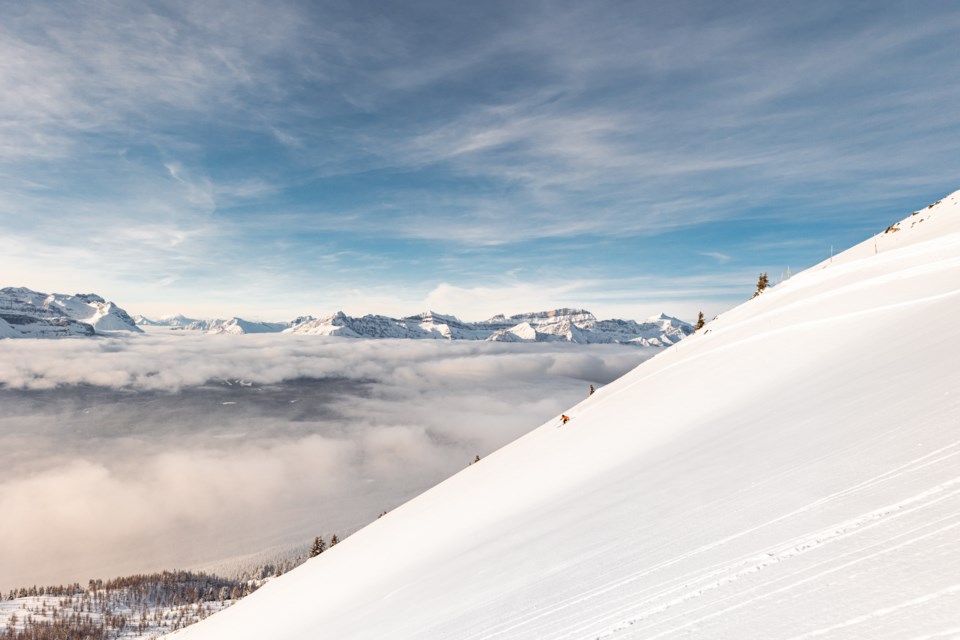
[0,287,141,339]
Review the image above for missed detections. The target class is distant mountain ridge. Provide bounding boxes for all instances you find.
[4,289,693,346]
[134,315,291,334]
[138,308,693,346]
[0,287,141,338]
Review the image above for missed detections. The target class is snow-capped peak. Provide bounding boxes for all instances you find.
[282,308,692,345]
[124,308,696,344]
[0,287,141,338]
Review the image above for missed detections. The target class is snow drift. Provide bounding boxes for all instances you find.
[171,190,960,639]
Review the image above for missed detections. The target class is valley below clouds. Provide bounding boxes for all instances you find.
[0,332,652,592]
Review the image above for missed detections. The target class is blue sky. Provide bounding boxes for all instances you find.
[2,0,959,322]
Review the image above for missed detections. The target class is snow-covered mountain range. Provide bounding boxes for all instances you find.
[134,313,203,329]
[170,189,960,639]
[134,309,692,346]
[283,308,692,346]
[3,292,690,345]
[0,287,141,338]
[135,315,292,334]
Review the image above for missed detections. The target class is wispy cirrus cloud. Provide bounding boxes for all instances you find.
[699,251,732,263]
[2,1,960,319]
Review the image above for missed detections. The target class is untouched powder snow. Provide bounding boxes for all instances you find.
[170,191,960,639]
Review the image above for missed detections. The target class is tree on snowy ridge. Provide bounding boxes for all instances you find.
[752,273,769,298]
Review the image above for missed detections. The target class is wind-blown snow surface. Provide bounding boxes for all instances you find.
[173,192,960,640]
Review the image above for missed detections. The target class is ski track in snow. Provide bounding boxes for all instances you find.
[906,626,960,640]
[783,584,960,640]
[606,489,960,637]
[628,517,960,640]
[543,507,960,639]
[450,440,960,640]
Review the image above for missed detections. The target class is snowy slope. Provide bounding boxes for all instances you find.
[172,190,960,640]
[0,316,20,339]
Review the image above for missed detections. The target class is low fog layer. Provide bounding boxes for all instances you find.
[0,332,652,591]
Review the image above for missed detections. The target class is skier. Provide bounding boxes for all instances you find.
[561,414,570,425]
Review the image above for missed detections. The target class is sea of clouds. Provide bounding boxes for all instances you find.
[0,332,653,592]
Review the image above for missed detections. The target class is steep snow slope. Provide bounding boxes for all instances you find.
[171,191,960,640]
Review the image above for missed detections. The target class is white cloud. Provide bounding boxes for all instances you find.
[699,251,733,263]
[0,333,651,591]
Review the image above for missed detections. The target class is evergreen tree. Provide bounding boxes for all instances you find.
[752,272,769,298]
[309,536,326,558]
[330,534,339,546]
[694,311,705,331]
